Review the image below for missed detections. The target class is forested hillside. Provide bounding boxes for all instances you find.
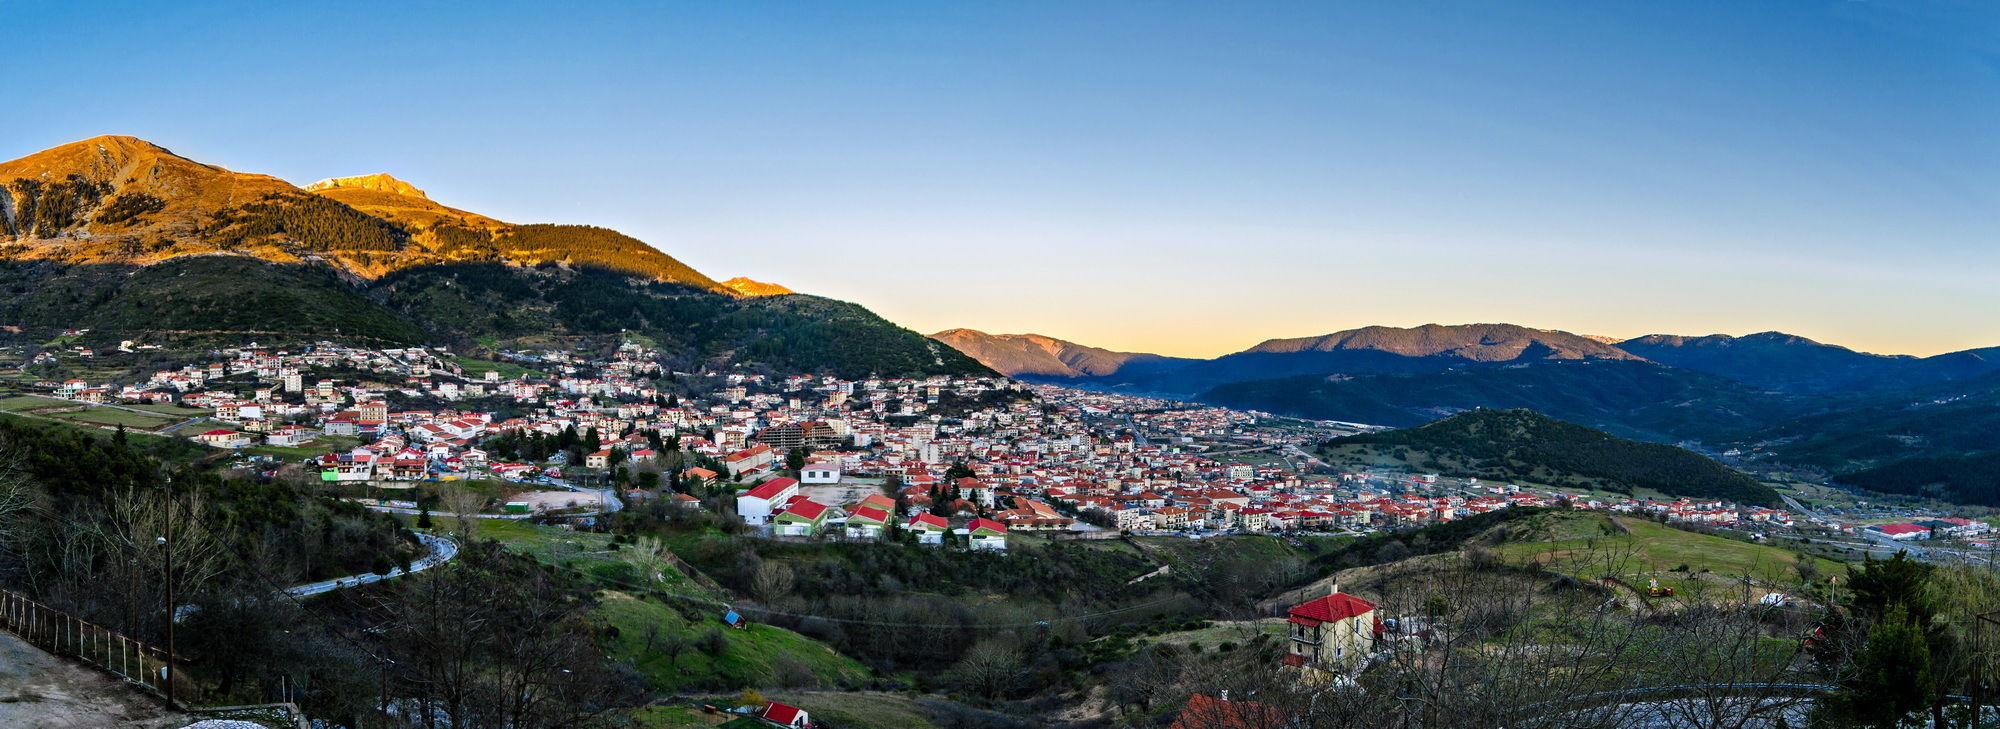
[1322,409,1780,506]
[1204,360,1811,441]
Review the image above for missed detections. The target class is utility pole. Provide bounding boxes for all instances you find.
[159,474,177,708]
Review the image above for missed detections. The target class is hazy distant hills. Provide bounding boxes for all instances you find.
[927,329,1196,379]
[1618,331,2000,393]
[0,136,988,377]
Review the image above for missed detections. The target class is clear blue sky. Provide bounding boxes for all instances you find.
[4,1,1995,357]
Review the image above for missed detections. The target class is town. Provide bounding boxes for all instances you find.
[19,339,1989,561]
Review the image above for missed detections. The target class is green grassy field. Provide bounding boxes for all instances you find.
[124,402,211,417]
[0,395,181,429]
[451,355,546,379]
[618,705,743,729]
[1492,512,1846,594]
[245,434,364,461]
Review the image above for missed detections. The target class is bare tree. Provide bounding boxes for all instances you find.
[749,561,794,605]
[436,485,488,539]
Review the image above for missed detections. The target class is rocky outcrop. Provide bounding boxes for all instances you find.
[304,173,428,199]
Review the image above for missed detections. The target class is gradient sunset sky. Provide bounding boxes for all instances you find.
[5,1,1995,358]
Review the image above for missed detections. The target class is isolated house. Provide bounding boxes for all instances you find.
[759,701,810,728]
[1283,589,1379,675]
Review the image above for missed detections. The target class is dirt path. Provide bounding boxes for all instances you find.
[0,630,191,728]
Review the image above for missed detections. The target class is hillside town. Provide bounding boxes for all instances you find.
[24,339,1981,555]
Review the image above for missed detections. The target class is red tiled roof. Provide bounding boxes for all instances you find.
[1289,592,1377,624]
[777,498,829,521]
[744,477,799,501]
[760,701,804,724]
[967,517,1008,534]
[1168,694,1289,729]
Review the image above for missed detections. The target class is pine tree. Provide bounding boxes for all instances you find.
[1822,606,1936,727]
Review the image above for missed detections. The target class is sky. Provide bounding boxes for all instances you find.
[4,1,1996,358]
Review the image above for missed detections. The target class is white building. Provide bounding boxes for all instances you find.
[800,462,842,484]
[735,477,799,526]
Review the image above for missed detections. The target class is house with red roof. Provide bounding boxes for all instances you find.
[845,504,893,540]
[196,429,251,449]
[1283,587,1379,676]
[772,497,833,537]
[906,512,949,545]
[758,700,810,727]
[962,517,1009,551]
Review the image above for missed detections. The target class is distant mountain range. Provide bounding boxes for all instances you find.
[0,136,987,378]
[1618,331,2000,393]
[927,329,1196,378]
[935,323,2000,396]
[934,323,2000,506]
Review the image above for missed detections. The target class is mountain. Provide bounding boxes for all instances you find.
[1321,409,1781,506]
[1201,359,1814,441]
[1246,323,1640,361]
[1617,331,2000,393]
[927,329,1195,379]
[719,277,795,297]
[1053,323,1644,395]
[0,136,988,378]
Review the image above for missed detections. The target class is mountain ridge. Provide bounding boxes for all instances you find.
[927,328,1194,378]
[0,136,988,378]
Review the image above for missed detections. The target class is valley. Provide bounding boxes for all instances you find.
[0,136,1993,729]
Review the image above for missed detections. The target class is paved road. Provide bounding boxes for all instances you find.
[286,532,458,598]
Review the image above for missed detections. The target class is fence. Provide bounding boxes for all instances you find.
[0,587,193,704]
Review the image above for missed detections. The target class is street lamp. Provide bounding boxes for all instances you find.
[157,532,174,708]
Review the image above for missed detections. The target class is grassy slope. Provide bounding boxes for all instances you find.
[598,592,871,693]
[473,520,869,693]
[1490,511,1846,593]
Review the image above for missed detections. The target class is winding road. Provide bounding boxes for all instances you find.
[285,532,459,598]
